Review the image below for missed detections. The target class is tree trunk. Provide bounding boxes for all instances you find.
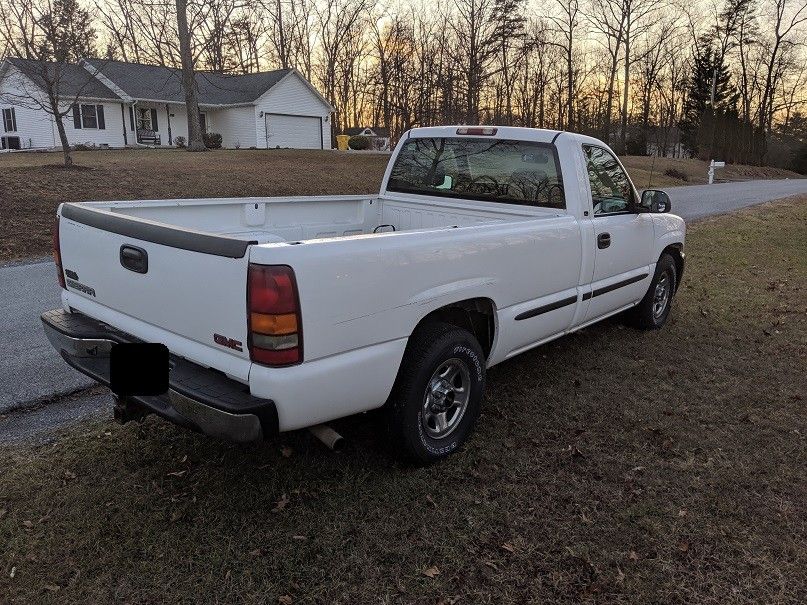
[176,0,206,151]
[603,52,619,144]
[619,21,631,154]
[49,93,72,167]
[566,42,574,130]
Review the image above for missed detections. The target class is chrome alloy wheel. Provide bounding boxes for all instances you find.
[421,358,471,439]
[653,272,671,319]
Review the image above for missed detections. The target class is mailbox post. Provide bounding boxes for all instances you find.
[708,160,726,184]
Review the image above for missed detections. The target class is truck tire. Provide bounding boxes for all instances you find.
[630,253,677,330]
[386,322,486,463]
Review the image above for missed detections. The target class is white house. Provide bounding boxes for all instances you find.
[0,57,334,151]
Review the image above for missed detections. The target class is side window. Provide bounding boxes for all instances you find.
[583,145,634,215]
[2,108,17,132]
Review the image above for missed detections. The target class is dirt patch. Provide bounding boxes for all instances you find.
[0,149,389,261]
[1,196,805,603]
[38,164,95,172]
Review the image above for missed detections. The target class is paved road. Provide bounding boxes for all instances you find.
[0,260,93,414]
[664,178,807,220]
[1,178,805,419]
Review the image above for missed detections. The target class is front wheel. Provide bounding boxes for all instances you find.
[386,322,486,463]
[630,253,677,329]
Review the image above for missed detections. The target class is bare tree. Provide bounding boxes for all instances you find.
[549,0,582,130]
[585,0,626,142]
[175,0,205,150]
[615,0,657,152]
[0,0,98,166]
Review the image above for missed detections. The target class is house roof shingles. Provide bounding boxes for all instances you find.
[345,126,390,137]
[83,59,291,105]
[4,57,296,106]
[6,57,121,100]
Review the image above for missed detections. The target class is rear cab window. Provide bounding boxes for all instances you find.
[387,137,566,209]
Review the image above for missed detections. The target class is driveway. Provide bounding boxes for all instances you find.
[1,178,805,421]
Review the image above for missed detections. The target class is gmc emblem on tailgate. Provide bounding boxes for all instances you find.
[214,333,243,352]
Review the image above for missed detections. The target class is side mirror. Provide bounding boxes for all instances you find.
[641,189,671,213]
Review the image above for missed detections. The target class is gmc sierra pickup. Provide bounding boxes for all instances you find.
[42,126,685,461]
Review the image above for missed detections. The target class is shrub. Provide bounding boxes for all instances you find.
[174,136,186,148]
[72,143,92,151]
[203,132,223,149]
[348,135,370,150]
[663,167,689,182]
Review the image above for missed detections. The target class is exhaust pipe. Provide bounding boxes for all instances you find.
[308,424,345,452]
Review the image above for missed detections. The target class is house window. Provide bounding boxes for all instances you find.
[137,107,152,130]
[72,104,106,130]
[82,105,98,128]
[2,108,17,132]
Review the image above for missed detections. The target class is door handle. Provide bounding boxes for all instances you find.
[120,245,148,273]
[597,233,611,249]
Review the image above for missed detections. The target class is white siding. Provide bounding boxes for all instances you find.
[64,100,127,147]
[0,65,126,149]
[208,106,257,148]
[254,72,332,149]
[0,67,58,149]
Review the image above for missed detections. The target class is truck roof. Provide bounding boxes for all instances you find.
[403,126,564,145]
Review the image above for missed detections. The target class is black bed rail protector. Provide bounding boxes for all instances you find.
[61,203,258,259]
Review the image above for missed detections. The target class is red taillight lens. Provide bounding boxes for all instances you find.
[249,266,297,313]
[52,217,65,289]
[247,264,302,366]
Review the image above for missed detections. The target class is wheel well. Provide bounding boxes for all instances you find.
[415,298,496,359]
[662,243,684,290]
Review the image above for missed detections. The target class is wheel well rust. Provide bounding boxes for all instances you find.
[415,298,496,359]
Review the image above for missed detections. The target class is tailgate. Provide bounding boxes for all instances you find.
[57,203,256,377]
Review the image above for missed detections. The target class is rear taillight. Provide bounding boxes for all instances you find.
[247,264,302,366]
[52,217,65,289]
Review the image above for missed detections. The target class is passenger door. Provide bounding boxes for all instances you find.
[581,144,654,323]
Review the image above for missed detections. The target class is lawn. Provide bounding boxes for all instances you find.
[0,148,802,261]
[1,197,805,604]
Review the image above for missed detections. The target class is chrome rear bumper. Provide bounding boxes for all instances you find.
[41,309,277,442]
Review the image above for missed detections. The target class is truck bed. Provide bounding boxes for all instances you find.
[79,194,554,244]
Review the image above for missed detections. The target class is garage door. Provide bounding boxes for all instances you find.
[264,114,322,149]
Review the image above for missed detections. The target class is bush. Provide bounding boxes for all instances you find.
[203,132,223,149]
[664,167,689,182]
[174,136,186,148]
[72,143,92,151]
[348,135,370,150]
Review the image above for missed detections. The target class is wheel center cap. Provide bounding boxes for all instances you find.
[430,380,453,410]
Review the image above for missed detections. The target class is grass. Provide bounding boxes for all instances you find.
[1,196,805,604]
[0,148,802,261]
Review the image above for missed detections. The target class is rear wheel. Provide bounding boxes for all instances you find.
[386,322,486,463]
[630,253,677,329]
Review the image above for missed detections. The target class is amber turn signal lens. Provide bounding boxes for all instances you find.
[250,312,297,335]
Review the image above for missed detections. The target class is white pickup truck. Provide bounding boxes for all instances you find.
[43,126,685,461]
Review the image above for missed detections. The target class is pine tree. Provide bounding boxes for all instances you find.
[680,41,739,159]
